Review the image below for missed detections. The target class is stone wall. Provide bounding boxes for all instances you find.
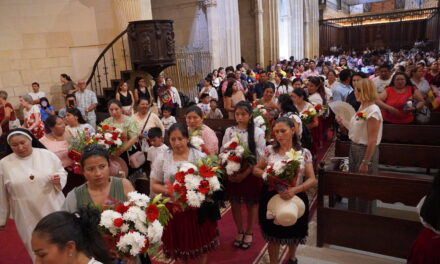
[0,0,118,108]
[238,0,257,66]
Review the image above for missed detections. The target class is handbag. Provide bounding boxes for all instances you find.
[411,87,431,124]
[128,113,151,168]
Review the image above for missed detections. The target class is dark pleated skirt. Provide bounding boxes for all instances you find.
[258,185,309,245]
[162,206,219,260]
[225,173,263,204]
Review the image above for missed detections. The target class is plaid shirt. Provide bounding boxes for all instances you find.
[75,89,98,118]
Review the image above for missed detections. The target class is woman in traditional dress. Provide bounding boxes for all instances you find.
[65,108,95,137]
[185,106,218,155]
[253,118,317,264]
[0,128,67,260]
[20,94,45,139]
[151,123,220,264]
[277,94,302,139]
[222,101,266,249]
[32,207,112,264]
[100,99,139,176]
[62,144,143,264]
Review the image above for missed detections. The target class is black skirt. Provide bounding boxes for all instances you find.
[258,185,309,245]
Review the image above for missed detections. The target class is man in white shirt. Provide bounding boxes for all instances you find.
[373,64,392,93]
[28,82,46,104]
[75,80,98,129]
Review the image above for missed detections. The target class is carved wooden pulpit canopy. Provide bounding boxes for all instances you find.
[127,20,176,78]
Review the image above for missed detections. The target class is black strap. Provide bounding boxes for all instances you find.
[141,112,152,134]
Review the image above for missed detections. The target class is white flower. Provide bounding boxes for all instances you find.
[104,133,113,141]
[134,219,148,234]
[262,171,268,180]
[114,138,122,146]
[116,231,147,256]
[179,162,198,173]
[121,223,130,233]
[261,125,266,132]
[184,174,202,190]
[128,191,150,207]
[219,152,229,164]
[225,161,241,175]
[235,146,245,156]
[187,190,205,208]
[100,210,122,235]
[122,206,146,224]
[207,176,221,192]
[286,149,304,162]
[114,128,123,133]
[191,136,204,150]
[273,161,286,175]
[147,220,164,243]
[98,139,106,146]
[254,116,265,127]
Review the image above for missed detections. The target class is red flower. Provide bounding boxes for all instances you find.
[227,155,241,163]
[140,238,150,254]
[304,110,310,115]
[113,218,124,227]
[115,204,128,214]
[228,142,238,150]
[315,104,322,111]
[116,232,125,242]
[356,112,363,117]
[199,165,215,178]
[101,124,110,130]
[175,171,186,183]
[187,168,195,174]
[111,132,119,140]
[146,204,159,222]
[198,180,210,194]
[104,140,115,145]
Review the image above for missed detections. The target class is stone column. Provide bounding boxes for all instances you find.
[268,0,279,62]
[290,0,304,60]
[201,0,221,69]
[255,0,264,65]
[304,0,319,59]
[113,0,153,31]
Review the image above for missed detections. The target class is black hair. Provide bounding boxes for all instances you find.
[308,77,327,105]
[217,67,224,72]
[339,69,352,82]
[66,94,76,101]
[45,115,61,129]
[135,77,151,101]
[168,122,194,149]
[210,99,218,104]
[148,127,163,139]
[339,57,347,66]
[80,144,110,167]
[263,82,275,93]
[224,81,235,97]
[185,105,203,118]
[33,207,112,264]
[234,101,256,156]
[292,78,303,85]
[60,74,72,81]
[137,97,150,105]
[389,72,412,87]
[107,99,122,109]
[420,176,440,231]
[378,64,391,70]
[225,66,234,73]
[117,81,128,92]
[200,93,210,100]
[272,117,301,152]
[32,82,40,87]
[350,72,368,88]
[161,106,172,113]
[226,73,236,79]
[278,94,298,114]
[6,128,47,155]
[204,76,213,86]
[67,108,87,124]
[259,70,267,75]
[39,97,51,108]
[292,88,309,102]
[236,64,243,71]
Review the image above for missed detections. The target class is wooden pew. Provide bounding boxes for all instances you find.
[382,124,440,145]
[335,140,440,170]
[429,111,440,125]
[317,169,432,259]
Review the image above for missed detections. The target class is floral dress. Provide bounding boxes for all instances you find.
[258,146,312,245]
[24,105,45,139]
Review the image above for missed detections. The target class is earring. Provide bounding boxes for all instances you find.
[68,253,73,257]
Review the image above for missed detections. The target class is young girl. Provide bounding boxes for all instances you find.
[221,101,266,250]
[253,118,317,264]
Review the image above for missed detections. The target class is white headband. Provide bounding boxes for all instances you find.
[7,131,33,143]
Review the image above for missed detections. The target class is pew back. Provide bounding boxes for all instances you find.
[382,124,440,145]
[317,169,432,258]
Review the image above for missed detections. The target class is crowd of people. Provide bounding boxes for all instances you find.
[0,47,439,264]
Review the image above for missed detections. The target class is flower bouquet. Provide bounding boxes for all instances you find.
[67,129,94,174]
[252,102,272,141]
[190,126,205,152]
[99,192,171,258]
[219,134,256,176]
[94,124,124,155]
[313,103,328,117]
[262,149,304,192]
[170,155,222,210]
[300,106,318,125]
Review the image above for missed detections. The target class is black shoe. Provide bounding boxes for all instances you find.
[286,258,298,264]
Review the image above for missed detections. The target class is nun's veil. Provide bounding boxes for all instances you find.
[6,128,47,155]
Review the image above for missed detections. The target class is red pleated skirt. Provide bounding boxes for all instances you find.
[225,173,263,204]
[408,228,440,264]
[162,206,219,260]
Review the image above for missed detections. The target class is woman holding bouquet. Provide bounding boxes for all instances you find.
[292,89,319,130]
[63,144,145,264]
[221,101,266,249]
[151,123,220,264]
[253,118,317,264]
[185,106,218,155]
[258,84,279,120]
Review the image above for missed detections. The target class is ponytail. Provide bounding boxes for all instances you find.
[33,207,112,264]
